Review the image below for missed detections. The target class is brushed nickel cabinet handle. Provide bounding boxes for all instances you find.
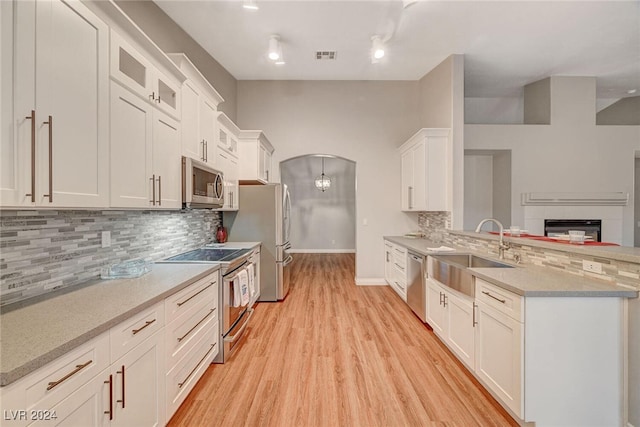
[150,174,156,205]
[46,360,92,391]
[408,186,413,209]
[482,290,506,304]
[116,365,125,408]
[131,318,156,335]
[104,374,113,420]
[42,115,53,202]
[473,303,478,327]
[25,110,36,202]
[176,283,214,307]
[201,140,206,162]
[177,308,215,342]
[157,175,161,206]
[178,344,215,389]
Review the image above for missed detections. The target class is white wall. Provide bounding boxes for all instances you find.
[464,155,493,230]
[236,80,421,283]
[465,97,524,124]
[281,156,356,252]
[464,77,640,246]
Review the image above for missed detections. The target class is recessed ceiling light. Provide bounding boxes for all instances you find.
[268,35,281,61]
[371,36,385,63]
[627,89,637,94]
[243,0,259,10]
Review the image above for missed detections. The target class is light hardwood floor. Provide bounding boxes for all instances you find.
[168,253,518,427]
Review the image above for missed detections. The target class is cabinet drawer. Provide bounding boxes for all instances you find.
[393,246,407,267]
[475,278,523,322]
[166,297,217,369]
[165,326,218,420]
[110,301,164,362]
[165,272,218,324]
[19,333,110,417]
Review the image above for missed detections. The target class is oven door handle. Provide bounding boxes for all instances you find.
[223,261,249,282]
[282,255,294,267]
[224,308,253,343]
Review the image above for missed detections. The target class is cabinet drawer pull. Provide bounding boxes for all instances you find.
[178,344,215,388]
[482,290,506,304]
[131,319,156,335]
[25,110,35,202]
[157,175,162,206]
[46,360,92,391]
[176,282,214,307]
[177,308,215,342]
[104,374,113,420]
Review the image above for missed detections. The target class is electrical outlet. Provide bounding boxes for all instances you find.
[101,231,111,248]
[363,218,368,226]
[582,260,602,274]
[331,240,336,245]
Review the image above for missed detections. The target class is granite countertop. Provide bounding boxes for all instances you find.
[0,263,219,387]
[384,236,638,298]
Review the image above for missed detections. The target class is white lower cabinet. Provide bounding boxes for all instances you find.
[164,271,219,422]
[109,331,165,427]
[0,273,221,427]
[475,299,522,418]
[426,278,475,369]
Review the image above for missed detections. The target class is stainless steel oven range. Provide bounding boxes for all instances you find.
[160,245,259,363]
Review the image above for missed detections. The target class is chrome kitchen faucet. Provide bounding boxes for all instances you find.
[475,218,510,259]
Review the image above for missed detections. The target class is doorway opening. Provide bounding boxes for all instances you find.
[280,154,356,253]
[464,150,512,231]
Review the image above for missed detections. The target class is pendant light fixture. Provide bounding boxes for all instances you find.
[314,157,331,192]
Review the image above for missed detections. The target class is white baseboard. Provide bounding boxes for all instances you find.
[627,422,635,427]
[290,249,356,254]
[355,277,387,286]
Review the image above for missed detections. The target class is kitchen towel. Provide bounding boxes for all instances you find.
[247,264,256,298]
[233,275,242,308]
[239,269,250,306]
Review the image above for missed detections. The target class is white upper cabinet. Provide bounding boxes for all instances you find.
[6,0,109,208]
[399,128,451,212]
[215,113,240,210]
[167,53,224,166]
[110,82,181,209]
[238,130,275,184]
[110,31,181,120]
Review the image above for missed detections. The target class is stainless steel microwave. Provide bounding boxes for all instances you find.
[182,156,224,209]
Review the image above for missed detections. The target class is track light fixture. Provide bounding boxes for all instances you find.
[371,35,385,63]
[268,35,281,61]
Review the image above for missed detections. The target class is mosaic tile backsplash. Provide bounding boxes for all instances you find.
[0,210,221,305]
[417,212,640,292]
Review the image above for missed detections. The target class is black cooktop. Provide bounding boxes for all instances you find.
[164,247,251,263]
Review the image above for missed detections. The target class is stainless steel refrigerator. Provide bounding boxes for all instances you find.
[223,184,292,301]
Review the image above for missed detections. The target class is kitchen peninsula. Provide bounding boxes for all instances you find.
[384,233,637,426]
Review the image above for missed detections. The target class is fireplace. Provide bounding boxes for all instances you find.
[544,219,602,242]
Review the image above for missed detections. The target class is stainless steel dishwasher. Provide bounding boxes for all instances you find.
[407,252,426,322]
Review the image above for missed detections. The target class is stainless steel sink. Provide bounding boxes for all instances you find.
[432,254,514,269]
[428,254,514,297]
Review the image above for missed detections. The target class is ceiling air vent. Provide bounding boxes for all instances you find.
[316,51,337,60]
